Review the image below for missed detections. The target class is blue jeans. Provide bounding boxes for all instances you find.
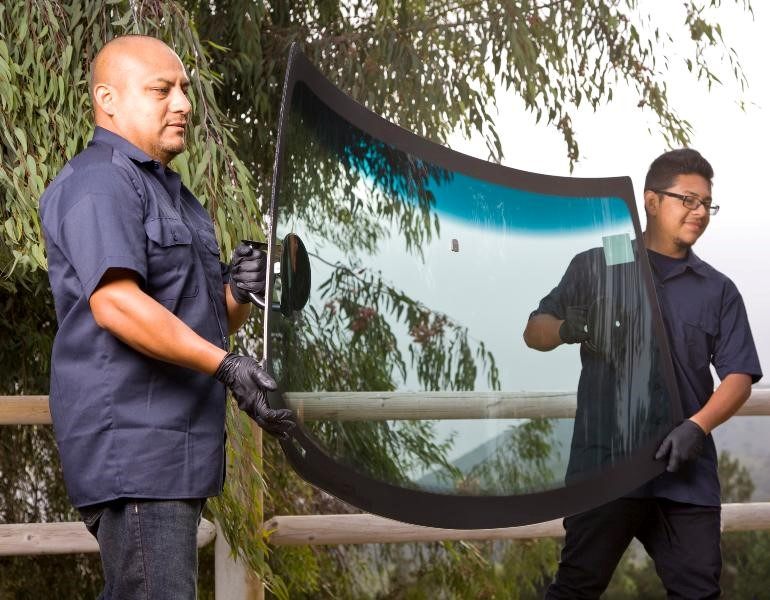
[80,499,205,600]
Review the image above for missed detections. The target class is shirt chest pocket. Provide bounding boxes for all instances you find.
[682,316,717,370]
[144,217,199,300]
[197,227,221,257]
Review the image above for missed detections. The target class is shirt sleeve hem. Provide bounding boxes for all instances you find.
[83,256,147,299]
[715,368,763,385]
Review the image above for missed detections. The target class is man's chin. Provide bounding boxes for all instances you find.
[674,237,697,251]
[160,141,186,160]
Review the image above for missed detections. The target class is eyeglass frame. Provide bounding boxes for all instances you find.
[647,188,720,215]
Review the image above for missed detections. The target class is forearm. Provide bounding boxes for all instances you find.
[90,272,227,375]
[523,313,564,351]
[689,373,753,434]
[225,284,252,334]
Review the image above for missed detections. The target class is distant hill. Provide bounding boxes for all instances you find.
[419,419,573,492]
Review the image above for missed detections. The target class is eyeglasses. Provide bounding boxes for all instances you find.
[647,189,720,215]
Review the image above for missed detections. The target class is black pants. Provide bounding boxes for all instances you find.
[545,498,721,600]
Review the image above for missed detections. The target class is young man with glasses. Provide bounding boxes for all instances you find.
[524,148,762,598]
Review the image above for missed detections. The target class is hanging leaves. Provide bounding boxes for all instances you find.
[0,0,753,597]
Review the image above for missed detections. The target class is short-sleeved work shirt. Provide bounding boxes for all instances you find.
[637,249,761,505]
[532,245,762,506]
[532,246,673,481]
[40,127,230,508]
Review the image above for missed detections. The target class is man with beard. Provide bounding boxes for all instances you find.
[39,35,294,598]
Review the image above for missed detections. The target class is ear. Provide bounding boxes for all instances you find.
[643,190,659,217]
[93,83,116,116]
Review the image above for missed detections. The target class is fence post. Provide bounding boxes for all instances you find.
[214,520,263,599]
[214,421,265,599]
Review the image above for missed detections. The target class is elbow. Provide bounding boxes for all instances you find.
[90,294,121,332]
[89,269,142,332]
[522,320,558,352]
[522,322,544,350]
[522,326,535,349]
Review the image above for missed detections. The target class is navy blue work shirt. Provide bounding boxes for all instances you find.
[532,246,673,482]
[40,127,231,508]
[636,249,761,505]
[532,244,762,507]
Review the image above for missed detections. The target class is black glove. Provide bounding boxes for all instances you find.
[560,299,631,359]
[214,353,295,439]
[654,419,706,472]
[558,306,589,344]
[229,243,267,305]
[585,298,624,356]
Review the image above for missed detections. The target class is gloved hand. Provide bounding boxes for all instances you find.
[585,298,625,356]
[229,243,267,305]
[558,306,589,344]
[214,353,295,439]
[560,299,631,359]
[654,419,706,472]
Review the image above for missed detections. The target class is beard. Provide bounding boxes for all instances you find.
[673,234,697,252]
[153,133,186,164]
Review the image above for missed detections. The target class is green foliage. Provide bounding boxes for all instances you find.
[0,0,753,597]
[0,0,263,288]
[0,273,104,598]
[464,420,557,494]
[189,0,748,172]
[366,538,559,599]
[208,406,291,598]
[606,451,770,599]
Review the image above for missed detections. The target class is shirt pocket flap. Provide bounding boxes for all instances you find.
[145,218,192,247]
[197,228,221,256]
[683,314,718,337]
[683,315,718,369]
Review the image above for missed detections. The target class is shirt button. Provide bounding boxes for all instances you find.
[172,232,178,241]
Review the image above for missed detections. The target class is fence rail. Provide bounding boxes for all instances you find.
[0,519,216,556]
[264,502,770,546]
[0,396,257,597]
[4,391,770,563]
[0,395,50,424]
[3,389,770,423]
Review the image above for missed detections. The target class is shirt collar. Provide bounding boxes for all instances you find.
[647,247,708,280]
[91,126,155,165]
[683,249,709,276]
[91,127,183,201]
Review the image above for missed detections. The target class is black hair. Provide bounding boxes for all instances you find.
[644,148,714,192]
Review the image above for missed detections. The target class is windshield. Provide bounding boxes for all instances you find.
[263,46,681,529]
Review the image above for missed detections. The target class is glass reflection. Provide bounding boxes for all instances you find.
[269,78,674,499]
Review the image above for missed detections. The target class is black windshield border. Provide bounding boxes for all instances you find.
[263,43,683,529]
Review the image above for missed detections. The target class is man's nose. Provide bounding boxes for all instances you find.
[170,87,191,114]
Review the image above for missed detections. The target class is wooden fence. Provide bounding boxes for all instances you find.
[2,389,770,595]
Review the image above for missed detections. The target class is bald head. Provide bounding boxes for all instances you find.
[90,35,192,165]
[90,35,181,100]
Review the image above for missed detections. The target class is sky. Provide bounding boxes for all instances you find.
[448,1,770,381]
